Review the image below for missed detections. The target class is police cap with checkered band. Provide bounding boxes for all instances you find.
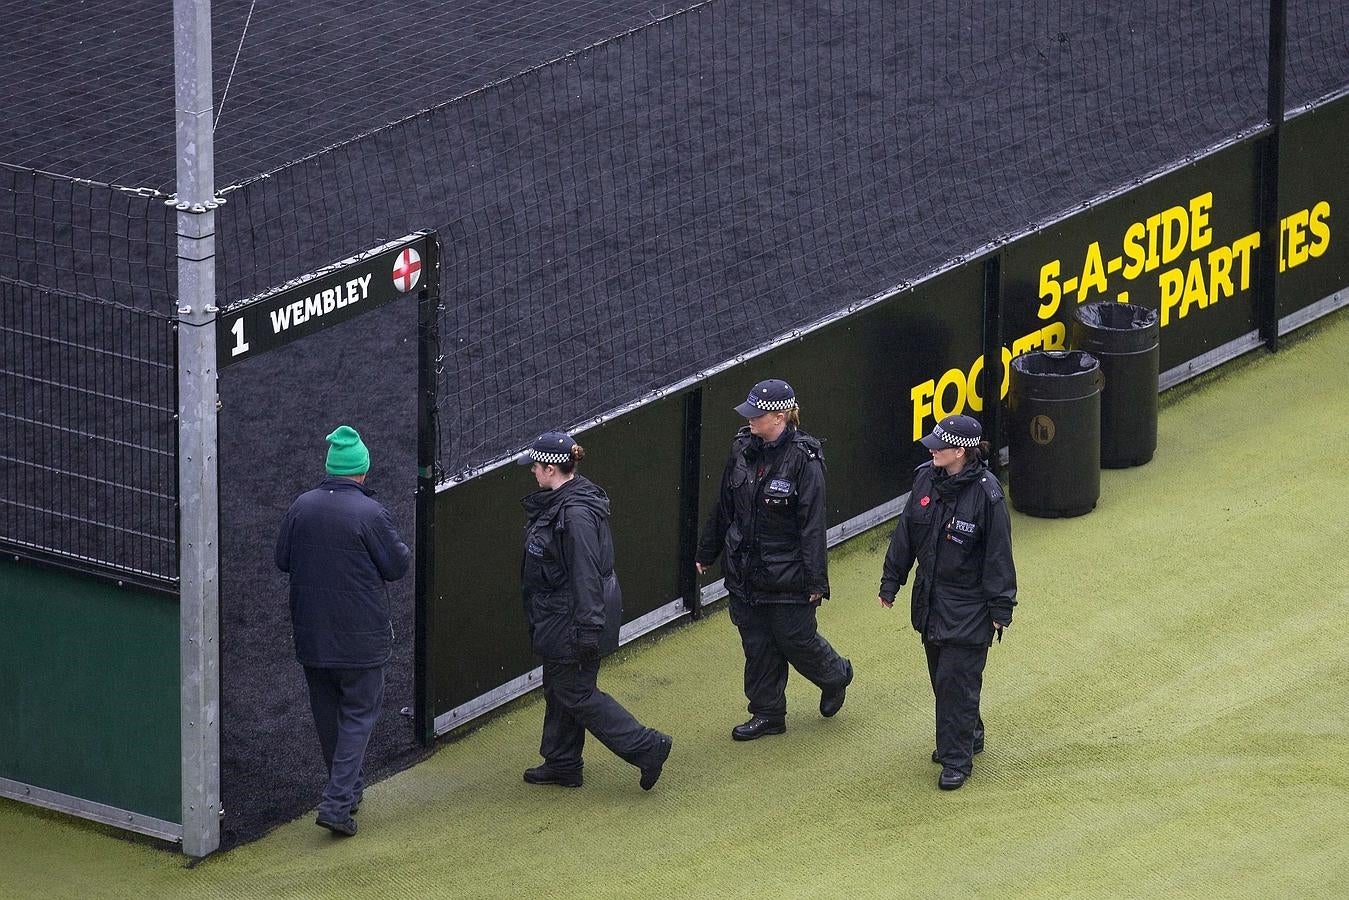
[920,414,983,450]
[733,379,797,418]
[514,430,577,465]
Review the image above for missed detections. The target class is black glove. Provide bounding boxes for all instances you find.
[990,603,1014,628]
[576,626,602,661]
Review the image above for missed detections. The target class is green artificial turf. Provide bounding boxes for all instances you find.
[3,309,1346,899]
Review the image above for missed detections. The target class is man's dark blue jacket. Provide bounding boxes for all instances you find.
[275,477,411,668]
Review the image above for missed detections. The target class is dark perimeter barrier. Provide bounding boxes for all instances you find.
[1007,351,1104,518]
[1072,302,1161,468]
[1,0,1346,853]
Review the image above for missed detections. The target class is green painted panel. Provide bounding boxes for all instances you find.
[0,560,180,823]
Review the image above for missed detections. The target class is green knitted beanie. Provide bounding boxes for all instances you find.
[325,425,370,476]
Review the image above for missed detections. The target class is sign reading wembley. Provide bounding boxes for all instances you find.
[217,232,436,369]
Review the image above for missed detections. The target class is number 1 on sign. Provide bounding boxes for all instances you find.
[230,318,250,357]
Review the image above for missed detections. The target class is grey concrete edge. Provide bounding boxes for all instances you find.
[432,493,909,737]
[0,777,183,844]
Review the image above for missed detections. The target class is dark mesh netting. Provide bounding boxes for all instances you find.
[0,167,178,582]
[0,0,696,188]
[0,276,177,583]
[211,0,1342,476]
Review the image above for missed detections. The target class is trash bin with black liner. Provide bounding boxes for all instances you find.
[1008,350,1103,518]
[1072,301,1160,468]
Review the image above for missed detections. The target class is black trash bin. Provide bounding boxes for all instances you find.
[1072,301,1160,468]
[1008,350,1103,518]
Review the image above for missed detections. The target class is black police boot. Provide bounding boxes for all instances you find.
[932,733,984,764]
[523,765,583,787]
[819,659,854,718]
[731,716,787,741]
[938,767,968,791]
[640,733,673,791]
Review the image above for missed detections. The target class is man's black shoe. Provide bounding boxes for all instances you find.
[523,765,583,787]
[731,716,787,741]
[932,736,984,764]
[640,734,673,791]
[316,815,358,836]
[820,659,854,718]
[938,767,968,791]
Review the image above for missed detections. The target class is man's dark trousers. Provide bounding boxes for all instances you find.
[734,599,850,720]
[539,658,660,772]
[304,666,384,820]
[924,641,988,775]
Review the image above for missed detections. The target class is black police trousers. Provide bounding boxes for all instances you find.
[732,598,851,721]
[924,641,988,775]
[539,657,663,773]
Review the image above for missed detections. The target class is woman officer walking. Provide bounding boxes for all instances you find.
[696,379,854,741]
[518,431,672,791]
[878,414,1017,790]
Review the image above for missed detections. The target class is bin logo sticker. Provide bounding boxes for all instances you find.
[1030,415,1056,445]
[393,247,423,293]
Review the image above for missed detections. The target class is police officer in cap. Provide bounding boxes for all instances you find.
[696,379,854,741]
[517,431,673,791]
[878,414,1017,790]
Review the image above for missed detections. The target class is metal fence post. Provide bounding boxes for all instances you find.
[174,0,221,858]
[1258,0,1287,350]
[415,236,443,746]
[981,254,1005,478]
[678,388,704,619]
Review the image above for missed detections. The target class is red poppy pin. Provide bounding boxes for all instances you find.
[919,495,930,507]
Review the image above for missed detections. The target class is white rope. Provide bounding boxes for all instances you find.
[214,0,259,132]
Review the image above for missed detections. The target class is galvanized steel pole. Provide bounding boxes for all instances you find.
[173,0,221,858]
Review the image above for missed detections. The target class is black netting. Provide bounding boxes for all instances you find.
[0,166,179,582]
[5,0,1345,563]
[215,0,1309,476]
[0,277,178,583]
[1287,0,1349,109]
[0,166,176,309]
[0,0,696,188]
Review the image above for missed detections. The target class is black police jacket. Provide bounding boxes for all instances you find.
[520,475,622,661]
[879,460,1017,646]
[696,425,829,604]
[275,477,411,668]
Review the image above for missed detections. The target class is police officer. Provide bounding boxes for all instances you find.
[518,431,673,791]
[878,414,1017,790]
[696,379,853,741]
[275,425,411,836]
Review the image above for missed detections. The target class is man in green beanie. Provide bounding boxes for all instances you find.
[276,424,410,837]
